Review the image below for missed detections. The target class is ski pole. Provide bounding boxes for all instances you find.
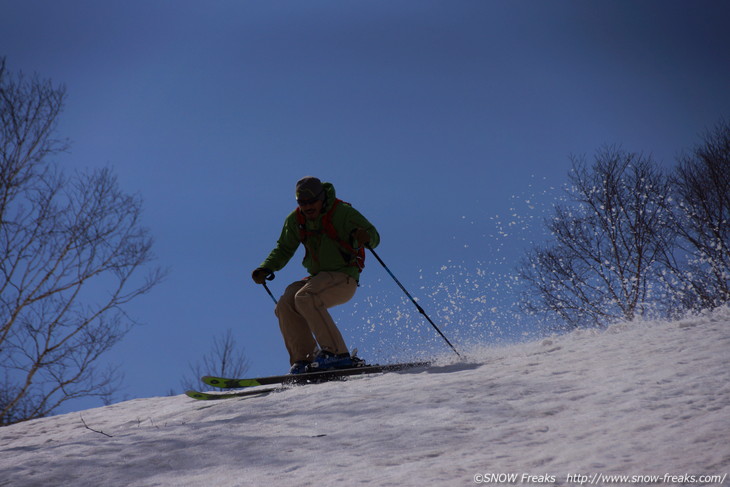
[365,244,461,358]
[262,273,278,305]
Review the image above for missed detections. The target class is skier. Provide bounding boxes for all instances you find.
[252,177,380,374]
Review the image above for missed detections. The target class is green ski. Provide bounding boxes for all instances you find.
[185,387,281,401]
[201,361,430,389]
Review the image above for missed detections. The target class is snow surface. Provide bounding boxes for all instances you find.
[2,308,729,487]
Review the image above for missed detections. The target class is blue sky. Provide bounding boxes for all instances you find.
[2,1,729,413]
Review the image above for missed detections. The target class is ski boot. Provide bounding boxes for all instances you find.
[307,349,366,372]
[289,361,311,375]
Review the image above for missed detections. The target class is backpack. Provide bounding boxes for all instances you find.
[295,198,365,272]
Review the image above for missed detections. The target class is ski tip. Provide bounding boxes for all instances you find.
[186,387,281,401]
[201,375,224,385]
[185,390,207,400]
[201,375,263,388]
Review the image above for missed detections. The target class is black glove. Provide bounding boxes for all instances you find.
[251,267,273,284]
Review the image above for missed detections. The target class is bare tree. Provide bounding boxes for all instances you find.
[180,329,249,392]
[518,147,673,328]
[662,120,730,310]
[0,58,164,425]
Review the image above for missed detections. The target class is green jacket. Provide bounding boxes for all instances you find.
[260,182,380,281]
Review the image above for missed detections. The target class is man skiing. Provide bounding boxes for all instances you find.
[252,177,380,374]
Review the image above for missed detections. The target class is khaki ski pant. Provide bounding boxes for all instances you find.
[275,271,358,364]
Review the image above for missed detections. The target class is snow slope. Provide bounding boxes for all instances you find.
[1,308,729,487]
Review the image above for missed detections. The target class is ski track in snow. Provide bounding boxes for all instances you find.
[1,308,729,487]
